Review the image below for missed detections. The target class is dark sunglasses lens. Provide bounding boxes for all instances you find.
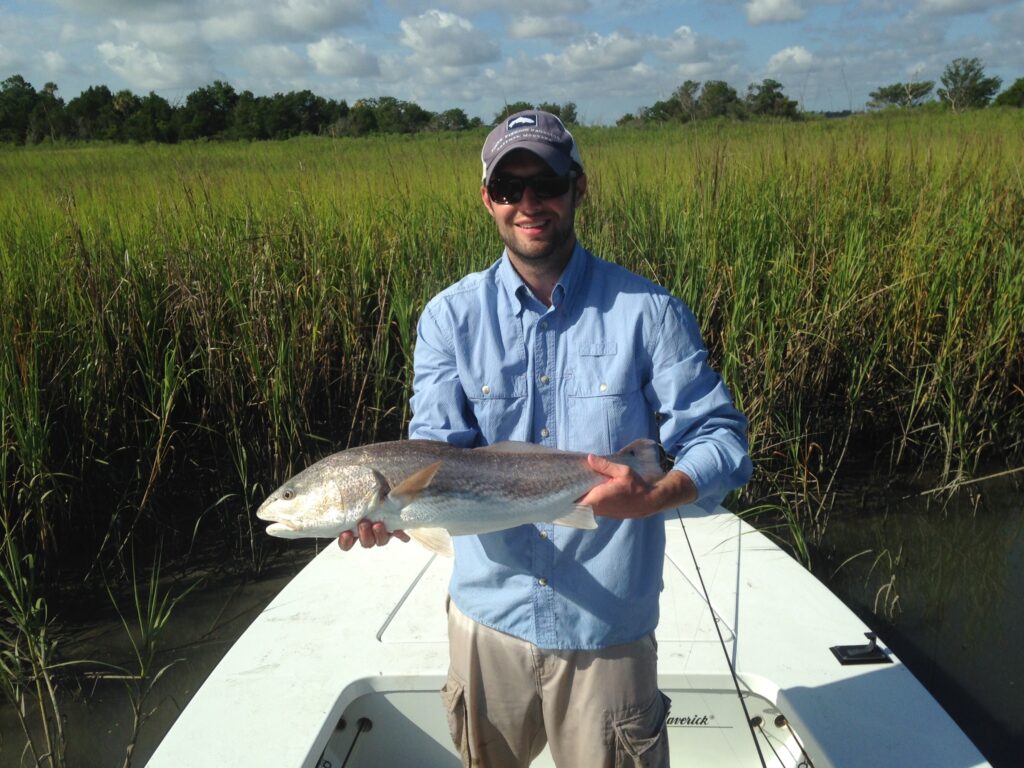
[532,177,572,198]
[488,175,573,204]
[489,178,525,204]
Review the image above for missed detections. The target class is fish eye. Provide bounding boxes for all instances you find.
[282,489,294,500]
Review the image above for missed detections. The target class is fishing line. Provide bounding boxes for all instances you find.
[775,715,816,768]
[677,510,768,768]
[753,717,786,765]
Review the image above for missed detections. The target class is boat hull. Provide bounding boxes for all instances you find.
[147,508,992,768]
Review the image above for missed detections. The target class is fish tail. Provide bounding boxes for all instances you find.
[612,438,663,482]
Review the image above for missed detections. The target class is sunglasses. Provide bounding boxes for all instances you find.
[486,173,576,205]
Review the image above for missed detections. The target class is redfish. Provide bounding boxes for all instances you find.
[256,439,663,554]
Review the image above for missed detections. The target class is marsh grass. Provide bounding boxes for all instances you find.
[0,521,66,767]
[103,546,196,768]
[0,110,1021,610]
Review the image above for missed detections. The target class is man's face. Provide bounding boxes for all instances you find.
[481,150,586,269]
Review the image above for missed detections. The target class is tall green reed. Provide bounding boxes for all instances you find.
[0,112,1021,585]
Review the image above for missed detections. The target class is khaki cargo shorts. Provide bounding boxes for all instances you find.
[442,597,671,768]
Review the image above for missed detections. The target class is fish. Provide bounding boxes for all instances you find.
[256,438,663,555]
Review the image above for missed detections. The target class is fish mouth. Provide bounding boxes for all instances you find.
[264,519,298,530]
[264,521,307,539]
[255,503,287,523]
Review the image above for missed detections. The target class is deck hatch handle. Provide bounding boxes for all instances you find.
[830,632,893,665]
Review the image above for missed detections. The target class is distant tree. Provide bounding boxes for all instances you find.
[0,74,38,143]
[746,79,799,118]
[537,101,578,125]
[179,81,238,139]
[431,108,472,131]
[937,57,1001,111]
[334,100,379,136]
[108,89,141,140]
[357,96,432,134]
[124,92,176,142]
[699,80,744,119]
[278,89,331,136]
[638,98,684,122]
[230,91,267,140]
[867,81,935,109]
[28,81,69,142]
[673,80,701,122]
[493,102,535,124]
[993,77,1024,108]
[65,85,119,140]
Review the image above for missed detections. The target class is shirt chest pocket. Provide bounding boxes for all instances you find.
[464,375,528,444]
[567,344,651,454]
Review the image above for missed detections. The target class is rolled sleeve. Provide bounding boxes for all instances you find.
[645,298,752,506]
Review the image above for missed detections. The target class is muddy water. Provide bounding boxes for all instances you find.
[814,469,1024,768]
[0,549,317,768]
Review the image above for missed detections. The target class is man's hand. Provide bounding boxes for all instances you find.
[337,520,411,551]
[579,457,698,519]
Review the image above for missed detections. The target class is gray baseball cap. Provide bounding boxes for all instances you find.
[481,110,583,184]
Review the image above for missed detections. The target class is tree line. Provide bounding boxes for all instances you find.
[622,57,1021,125]
[2,56,1021,144]
[0,74,588,145]
[618,78,800,125]
[866,58,1022,111]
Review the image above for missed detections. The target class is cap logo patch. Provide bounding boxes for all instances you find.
[507,115,537,129]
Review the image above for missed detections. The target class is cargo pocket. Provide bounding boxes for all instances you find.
[611,691,672,768]
[440,670,471,764]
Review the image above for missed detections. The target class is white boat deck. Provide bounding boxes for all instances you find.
[147,507,991,767]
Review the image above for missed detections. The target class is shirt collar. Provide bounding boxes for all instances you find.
[497,243,589,316]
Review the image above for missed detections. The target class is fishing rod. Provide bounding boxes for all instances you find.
[677,509,770,768]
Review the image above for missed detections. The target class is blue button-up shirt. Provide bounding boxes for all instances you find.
[409,244,751,649]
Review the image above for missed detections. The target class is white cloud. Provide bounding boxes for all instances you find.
[53,0,193,18]
[746,0,806,24]
[307,36,379,77]
[43,51,70,76]
[508,15,580,39]
[767,45,814,73]
[399,10,500,67]
[659,25,709,62]
[97,41,210,89]
[0,43,17,72]
[201,10,273,42]
[543,31,650,76]
[240,45,307,78]
[916,0,1014,14]
[110,18,203,52]
[271,0,370,35]
[438,0,590,13]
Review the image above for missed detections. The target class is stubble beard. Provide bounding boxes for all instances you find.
[500,194,579,269]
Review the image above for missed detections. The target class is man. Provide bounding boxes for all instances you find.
[339,110,751,767]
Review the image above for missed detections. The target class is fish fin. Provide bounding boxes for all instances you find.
[611,438,664,482]
[552,505,598,530]
[477,441,564,455]
[368,468,390,498]
[389,461,442,506]
[407,527,454,557]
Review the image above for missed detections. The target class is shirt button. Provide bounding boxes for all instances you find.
[539,530,549,540]
[538,578,548,587]
[539,374,550,385]
[540,427,550,438]
[599,383,608,392]
[541,321,549,329]
[481,385,490,395]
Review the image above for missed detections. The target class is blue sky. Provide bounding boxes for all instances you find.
[1,0,1021,123]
